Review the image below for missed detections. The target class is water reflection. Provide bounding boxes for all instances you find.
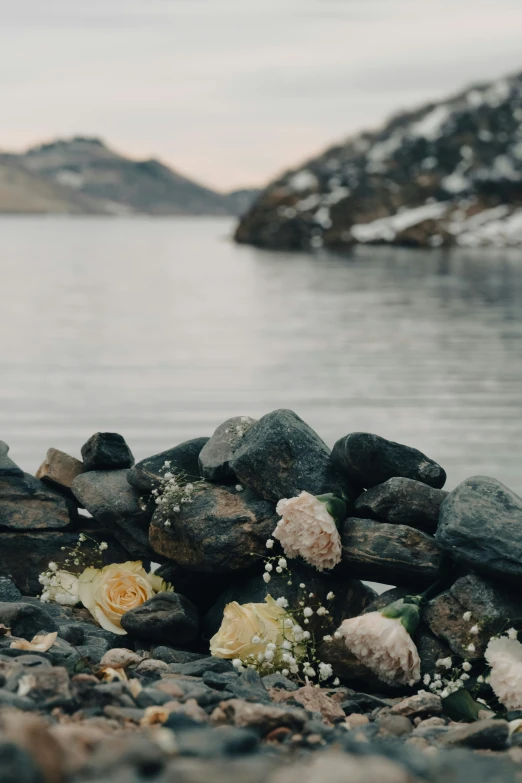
[0,216,521,496]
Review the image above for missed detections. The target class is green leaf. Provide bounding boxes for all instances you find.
[443,688,492,722]
[315,493,347,525]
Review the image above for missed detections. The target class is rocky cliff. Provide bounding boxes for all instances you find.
[235,72,522,251]
[0,137,258,216]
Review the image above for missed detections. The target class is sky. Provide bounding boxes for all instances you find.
[1,0,522,191]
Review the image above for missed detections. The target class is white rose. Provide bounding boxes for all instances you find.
[45,570,80,606]
[210,596,293,664]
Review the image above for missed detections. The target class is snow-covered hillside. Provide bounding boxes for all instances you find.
[235,72,522,250]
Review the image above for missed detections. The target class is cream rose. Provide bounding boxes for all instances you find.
[78,561,171,635]
[210,596,291,663]
[273,491,343,571]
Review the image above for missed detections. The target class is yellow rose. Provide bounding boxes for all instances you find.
[210,596,290,663]
[78,561,171,635]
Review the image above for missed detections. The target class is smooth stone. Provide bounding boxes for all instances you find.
[151,647,207,665]
[149,484,277,573]
[177,658,235,676]
[415,626,454,676]
[424,573,522,660]
[221,669,270,704]
[120,592,199,645]
[199,417,256,482]
[436,476,522,583]
[354,477,446,533]
[0,602,58,637]
[262,673,298,692]
[339,518,442,586]
[216,698,307,735]
[153,563,233,614]
[331,432,446,489]
[77,637,112,665]
[35,448,84,495]
[340,693,391,714]
[127,437,209,494]
[170,725,260,759]
[81,432,134,471]
[0,473,75,530]
[0,442,23,478]
[204,565,375,639]
[71,469,153,559]
[0,531,128,595]
[229,409,354,502]
[390,692,442,718]
[441,718,509,750]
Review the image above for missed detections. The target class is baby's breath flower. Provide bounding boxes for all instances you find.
[48,562,58,572]
[278,558,287,569]
[463,611,472,622]
[462,661,471,672]
[423,673,431,685]
[303,607,313,617]
[78,533,86,542]
[333,677,340,686]
[316,607,327,616]
[334,631,342,639]
[251,635,261,644]
[436,657,452,669]
[323,634,332,642]
[282,668,289,676]
[508,628,518,640]
[266,539,274,549]
[302,630,311,640]
[263,573,271,584]
[235,484,244,492]
[265,563,273,572]
[276,567,283,573]
[467,643,476,653]
[470,625,479,634]
[299,583,305,589]
[284,619,293,629]
[326,591,335,601]
[276,597,289,608]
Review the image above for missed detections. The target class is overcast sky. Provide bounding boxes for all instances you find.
[1,0,522,190]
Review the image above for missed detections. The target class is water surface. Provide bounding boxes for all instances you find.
[1,216,522,495]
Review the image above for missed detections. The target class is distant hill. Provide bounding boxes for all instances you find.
[236,72,522,250]
[0,137,259,216]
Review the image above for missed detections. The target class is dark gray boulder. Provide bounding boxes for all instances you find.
[0,602,58,637]
[204,564,376,639]
[331,432,446,490]
[120,592,199,645]
[424,572,522,660]
[149,484,277,573]
[81,432,134,471]
[339,518,442,586]
[71,469,153,559]
[0,531,128,595]
[199,417,256,482]
[436,476,522,583]
[0,578,22,603]
[229,409,354,502]
[153,563,233,614]
[127,437,209,494]
[0,442,23,478]
[354,477,446,533]
[0,473,75,530]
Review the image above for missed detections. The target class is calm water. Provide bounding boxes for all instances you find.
[1,216,522,496]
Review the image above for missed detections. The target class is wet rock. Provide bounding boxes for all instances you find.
[436,476,522,583]
[176,658,234,677]
[149,484,277,573]
[331,432,446,489]
[0,577,22,602]
[81,432,134,471]
[339,518,442,586]
[441,718,509,750]
[389,692,442,718]
[354,478,446,533]
[0,602,58,637]
[120,592,199,645]
[424,572,522,660]
[35,448,84,496]
[71,469,153,559]
[204,565,375,639]
[229,409,352,502]
[0,442,23,478]
[199,417,256,482]
[0,473,75,530]
[0,531,128,595]
[317,637,397,693]
[214,698,307,734]
[415,626,454,676]
[127,437,209,494]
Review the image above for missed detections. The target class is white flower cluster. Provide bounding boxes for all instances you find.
[39,533,108,605]
[152,463,204,527]
[485,629,522,710]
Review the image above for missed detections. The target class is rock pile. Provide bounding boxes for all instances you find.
[1,412,522,781]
